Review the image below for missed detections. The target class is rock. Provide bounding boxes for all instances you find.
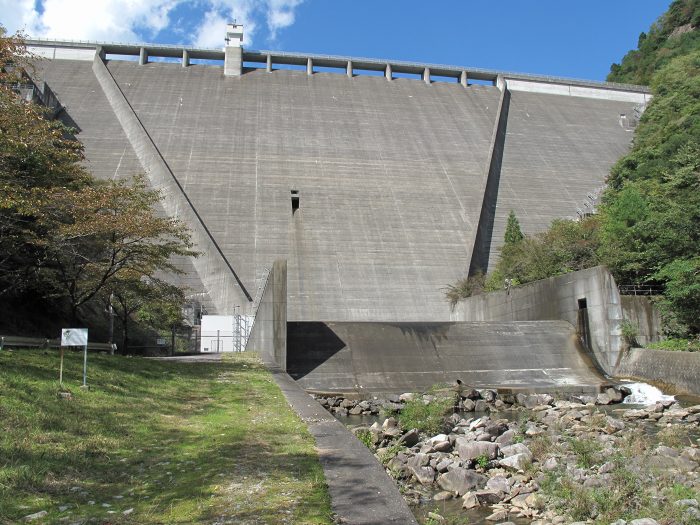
[436,458,452,473]
[675,499,698,507]
[500,443,532,459]
[24,511,48,522]
[408,453,431,469]
[520,394,553,408]
[58,505,70,512]
[123,508,134,516]
[474,400,489,412]
[485,510,509,521]
[431,440,452,453]
[656,445,680,458]
[682,448,700,462]
[629,520,660,525]
[433,491,454,501]
[604,416,625,434]
[341,398,355,408]
[455,439,500,461]
[486,475,510,494]
[348,405,363,415]
[484,421,509,439]
[598,461,615,474]
[428,434,449,444]
[382,417,397,430]
[474,489,502,504]
[427,511,446,523]
[542,457,558,471]
[462,399,476,412]
[499,453,531,471]
[510,493,530,509]
[622,409,649,419]
[496,429,515,445]
[462,491,479,509]
[409,465,436,485]
[398,429,420,447]
[399,392,415,402]
[481,389,497,402]
[605,387,624,403]
[437,467,487,495]
[526,493,545,510]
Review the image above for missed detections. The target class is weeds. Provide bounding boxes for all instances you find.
[356,429,373,449]
[568,437,602,468]
[398,396,453,435]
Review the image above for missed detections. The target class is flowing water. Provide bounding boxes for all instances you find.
[620,381,676,405]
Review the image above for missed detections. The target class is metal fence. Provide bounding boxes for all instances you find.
[618,284,664,296]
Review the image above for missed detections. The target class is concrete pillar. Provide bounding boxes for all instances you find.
[182,49,189,67]
[385,63,392,81]
[460,70,468,87]
[496,75,506,91]
[224,46,242,76]
[307,57,313,76]
[139,47,148,65]
[266,54,272,72]
[96,46,106,61]
[423,67,431,84]
[346,60,353,77]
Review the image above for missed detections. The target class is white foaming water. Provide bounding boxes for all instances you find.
[622,382,675,405]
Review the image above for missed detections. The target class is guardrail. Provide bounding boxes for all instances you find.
[0,335,113,352]
[618,284,664,296]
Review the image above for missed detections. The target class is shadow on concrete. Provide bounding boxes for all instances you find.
[287,321,347,380]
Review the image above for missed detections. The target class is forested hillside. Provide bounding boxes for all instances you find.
[450,0,700,338]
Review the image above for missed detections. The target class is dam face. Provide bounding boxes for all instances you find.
[25,40,648,391]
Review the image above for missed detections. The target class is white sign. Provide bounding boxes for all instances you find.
[61,328,88,346]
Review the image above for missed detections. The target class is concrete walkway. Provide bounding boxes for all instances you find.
[270,368,418,525]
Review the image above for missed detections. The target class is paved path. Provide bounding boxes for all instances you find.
[270,367,418,525]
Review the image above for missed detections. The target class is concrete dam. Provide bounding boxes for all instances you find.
[26,36,649,392]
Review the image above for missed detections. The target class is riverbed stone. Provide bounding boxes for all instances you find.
[399,429,420,447]
[500,443,532,459]
[474,489,502,504]
[629,519,660,525]
[499,453,531,471]
[486,475,510,494]
[462,491,479,509]
[23,511,48,522]
[437,467,487,495]
[455,439,499,461]
[410,465,436,485]
[496,429,515,445]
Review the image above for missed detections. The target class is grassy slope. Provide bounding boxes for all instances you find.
[0,350,332,524]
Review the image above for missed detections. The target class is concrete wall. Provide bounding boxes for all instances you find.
[621,296,663,347]
[616,348,700,396]
[90,55,252,314]
[32,56,641,323]
[246,260,287,369]
[451,266,624,375]
[286,320,608,395]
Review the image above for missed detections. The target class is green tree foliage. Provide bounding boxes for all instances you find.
[599,51,700,334]
[504,210,524,245]
[608,0,700,85]
[0,27,196,336]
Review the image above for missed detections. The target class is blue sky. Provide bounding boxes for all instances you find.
[1,0,672,81]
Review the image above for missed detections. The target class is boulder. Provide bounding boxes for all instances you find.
[629,520,660,525]
[382,417,397,430]
[485,475,510,494]
[474,489,502,505]
[499,453,531,471]
[348,405,363,415]
[474,400,489,412]
[455,439,500,461]
[398,429,420,447]
[408,453,431,469]
[496,429,515,446]
[480,389,497,402]
[399,392,415,402]
[500,443,532,459]
[462,398,476,412]
[437,467,487,495]
[433,491,454,501]
[462,491,479,509]
[409,465,436,485]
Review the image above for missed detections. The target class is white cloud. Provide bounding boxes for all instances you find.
[0,0,40,35]
[266,0,303,40]
[1,0,305,47]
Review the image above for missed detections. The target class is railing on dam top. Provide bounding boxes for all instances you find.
[25,37,651,94]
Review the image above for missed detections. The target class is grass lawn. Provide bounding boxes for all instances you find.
[0,349,333,524]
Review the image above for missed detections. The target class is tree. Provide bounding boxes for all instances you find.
[34,176,197,321]
[503,210,524,246]
[0,26,89,297]
[107,274,185,354]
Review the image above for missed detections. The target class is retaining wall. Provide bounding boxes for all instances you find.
[615,348,700,396]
